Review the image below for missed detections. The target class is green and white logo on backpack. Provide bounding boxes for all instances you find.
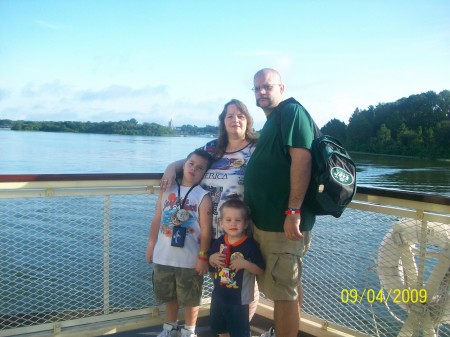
[331,167,354,186]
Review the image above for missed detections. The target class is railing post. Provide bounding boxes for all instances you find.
[103,195,111,315]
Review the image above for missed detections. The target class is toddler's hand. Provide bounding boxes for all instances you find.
[210,252,226,268]
[229,255,247,271]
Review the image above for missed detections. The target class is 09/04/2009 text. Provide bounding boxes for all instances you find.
[340,288,427,304]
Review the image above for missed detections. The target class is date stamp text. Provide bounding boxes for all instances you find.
[340,288,427,304]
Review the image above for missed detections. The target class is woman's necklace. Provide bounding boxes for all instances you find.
[226,139,249,152]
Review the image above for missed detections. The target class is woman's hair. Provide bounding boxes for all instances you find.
[214,99,257,159]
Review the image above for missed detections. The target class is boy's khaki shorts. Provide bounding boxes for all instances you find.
[254,227,311,301]
[152,264,203,307]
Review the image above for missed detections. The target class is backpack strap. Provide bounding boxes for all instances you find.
[274,97,322,139]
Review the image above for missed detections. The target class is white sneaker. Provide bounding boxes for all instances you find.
[157,323,180,337]
[260,327,275,337]
[180,327,197,337]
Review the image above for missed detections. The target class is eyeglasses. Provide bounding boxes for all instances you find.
[251,84,280,92]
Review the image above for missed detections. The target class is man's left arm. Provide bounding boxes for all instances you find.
[284,147,312,240]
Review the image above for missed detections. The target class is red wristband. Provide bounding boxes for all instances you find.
[285,208,301,215]
[198,256,208,262]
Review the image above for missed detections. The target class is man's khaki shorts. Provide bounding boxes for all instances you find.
[254,227,311,301]
[152,264,203,307]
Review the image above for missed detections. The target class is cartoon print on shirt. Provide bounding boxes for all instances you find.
[160,192,197,237]
[215,252,244,288]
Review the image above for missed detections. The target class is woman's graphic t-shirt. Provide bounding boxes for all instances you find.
[200,139,256,239]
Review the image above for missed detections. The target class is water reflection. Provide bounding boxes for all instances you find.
[1,130,449,197]
[352,152,450,197]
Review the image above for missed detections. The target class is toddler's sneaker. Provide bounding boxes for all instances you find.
[180,327,197,337]
[260,327,275,337]
[157,323,180,337]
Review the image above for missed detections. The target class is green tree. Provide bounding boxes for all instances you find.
[434,121,450,156]
[320,119,347,144]
[347,107,374,150]
[376,124,392,146]
[339,89,449,158]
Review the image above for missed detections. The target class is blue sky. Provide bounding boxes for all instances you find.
[1,0,449,130]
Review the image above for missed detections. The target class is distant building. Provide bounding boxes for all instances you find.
[168,119,175,130]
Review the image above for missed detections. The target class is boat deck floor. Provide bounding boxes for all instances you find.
[109,314,312,337]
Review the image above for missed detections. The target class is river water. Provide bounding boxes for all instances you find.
[1,129,449,197]
[1,130,449,336]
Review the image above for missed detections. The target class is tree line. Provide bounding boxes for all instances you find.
[0,118,219,137]
[1,89,449,158]
[321,90,450,159]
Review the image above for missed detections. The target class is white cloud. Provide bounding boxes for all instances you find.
[1,81,224,126]
[77,85,168,101]
[0,88,11,101]
[21,81,72,97]
[35,20,60,30]
[233,50,274,57]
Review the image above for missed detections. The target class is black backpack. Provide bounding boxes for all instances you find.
[277,98,357,218]
[307,134,357,217]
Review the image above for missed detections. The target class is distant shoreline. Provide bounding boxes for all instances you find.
[349,150,450,162]
[0,127,215,138]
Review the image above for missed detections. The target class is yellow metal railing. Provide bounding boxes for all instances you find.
[1,174,449,337]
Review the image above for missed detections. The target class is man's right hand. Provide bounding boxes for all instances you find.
[284,214,303,241]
